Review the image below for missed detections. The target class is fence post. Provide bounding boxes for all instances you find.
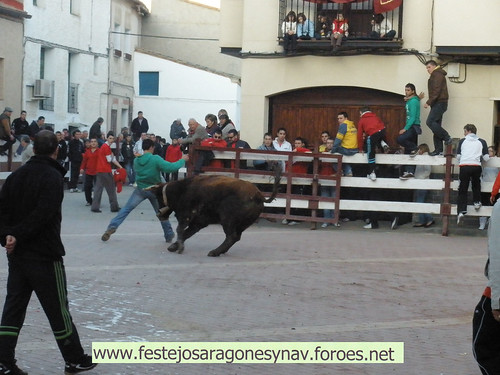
[441,143,453,236]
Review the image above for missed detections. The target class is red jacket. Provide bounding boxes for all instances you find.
[357,112,385,152]
[95,142,113,173]
[201,138,227,168]
[165,144,182,163]
[80,148,99,176]
[491,171,500,200]
[291,147,311,174]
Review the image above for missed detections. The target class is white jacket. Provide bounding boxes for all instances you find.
[456,133,489,166]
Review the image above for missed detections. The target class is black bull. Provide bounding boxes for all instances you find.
[147,171,281,257]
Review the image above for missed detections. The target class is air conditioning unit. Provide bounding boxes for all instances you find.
[34,79,52,97]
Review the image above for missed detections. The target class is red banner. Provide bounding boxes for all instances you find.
[374,0,402,14]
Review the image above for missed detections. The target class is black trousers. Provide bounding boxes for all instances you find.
[68,160,82,189]
[0,258,85,363]
[458,165,482,213]
[473,295,500,375]
[84,174,96,204]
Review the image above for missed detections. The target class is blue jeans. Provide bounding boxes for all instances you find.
[332,146,358,175]
[397,126,419,174]
[107,188,174,241]
[426,102,449,153]
[415,189,433,224]
[124,161,135,184]
[321,186,336,220]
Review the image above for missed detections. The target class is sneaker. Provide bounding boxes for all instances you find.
[101,228,116,241]
[281,219,289,225]
[69,188,81,193]
[367,172,376,181]
[381,140,390,152]
[391,216,399,230]
[288,221,299,226]
[0,361,28,375]
[399,172,414,180]
[429,150,443,156]
[409,150,418,158]
[345,172,353,177]
[321,223,328,228]
[85,202,91,206]
[363,223,372,229]
[64,354,97,374]
[457,212,465,225]
[474,202,482,211]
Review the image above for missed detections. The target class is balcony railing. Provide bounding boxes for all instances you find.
[278,0,403,54]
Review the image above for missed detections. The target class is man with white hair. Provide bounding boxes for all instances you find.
[179,118,208,146]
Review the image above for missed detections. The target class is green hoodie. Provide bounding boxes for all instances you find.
[133,152,185,189]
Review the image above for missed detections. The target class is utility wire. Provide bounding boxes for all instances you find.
[109,31,218,42]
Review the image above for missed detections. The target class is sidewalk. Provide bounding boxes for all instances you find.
[0,185,486,374]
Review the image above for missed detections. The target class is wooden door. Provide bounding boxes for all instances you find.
[269,86,405,150]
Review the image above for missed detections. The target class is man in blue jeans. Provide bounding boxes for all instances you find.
[101,138,188,243]
[423,60,452,156]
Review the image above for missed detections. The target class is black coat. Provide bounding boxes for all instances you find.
[130,117,149,138]
[0,155,67,260]
[68,139,84,162]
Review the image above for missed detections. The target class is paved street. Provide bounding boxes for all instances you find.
[0,185,487,375]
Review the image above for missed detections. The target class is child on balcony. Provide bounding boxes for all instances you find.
[331,12,348,51]
[282,11,297,55]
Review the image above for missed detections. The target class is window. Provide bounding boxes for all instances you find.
[139,72,159,96]
[68,83,78,113]
[113,23,121,52]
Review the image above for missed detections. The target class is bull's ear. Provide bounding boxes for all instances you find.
[144,184,162,192]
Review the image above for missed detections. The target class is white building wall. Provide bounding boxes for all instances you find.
[133,51,240,141]
[221,0,500,148]
[22,0,110,130]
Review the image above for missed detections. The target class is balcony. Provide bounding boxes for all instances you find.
[278,0,403,55]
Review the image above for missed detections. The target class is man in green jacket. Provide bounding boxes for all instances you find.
[101,138,188,243]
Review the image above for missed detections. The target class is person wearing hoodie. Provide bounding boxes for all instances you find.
[423,60,453,156]
[101,138,188,243]
[357,107,387,181]
[456,124,489,224]
[332,111,358,177]
[398,83,422,179]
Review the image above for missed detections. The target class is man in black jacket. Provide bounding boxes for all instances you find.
[130,111,149,142]
[0,130,97,375]
[67,129,85,192]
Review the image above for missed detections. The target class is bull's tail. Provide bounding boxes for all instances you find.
[262,164,281,204]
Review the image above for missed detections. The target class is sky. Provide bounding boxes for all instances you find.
[145,0,220,12]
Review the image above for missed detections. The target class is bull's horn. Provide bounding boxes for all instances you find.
[144,184,161,191]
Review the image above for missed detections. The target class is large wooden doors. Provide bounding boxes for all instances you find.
[269,86,406,150]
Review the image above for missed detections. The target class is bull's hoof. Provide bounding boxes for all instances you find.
[168,242,179,252]
[207,250,221,257]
